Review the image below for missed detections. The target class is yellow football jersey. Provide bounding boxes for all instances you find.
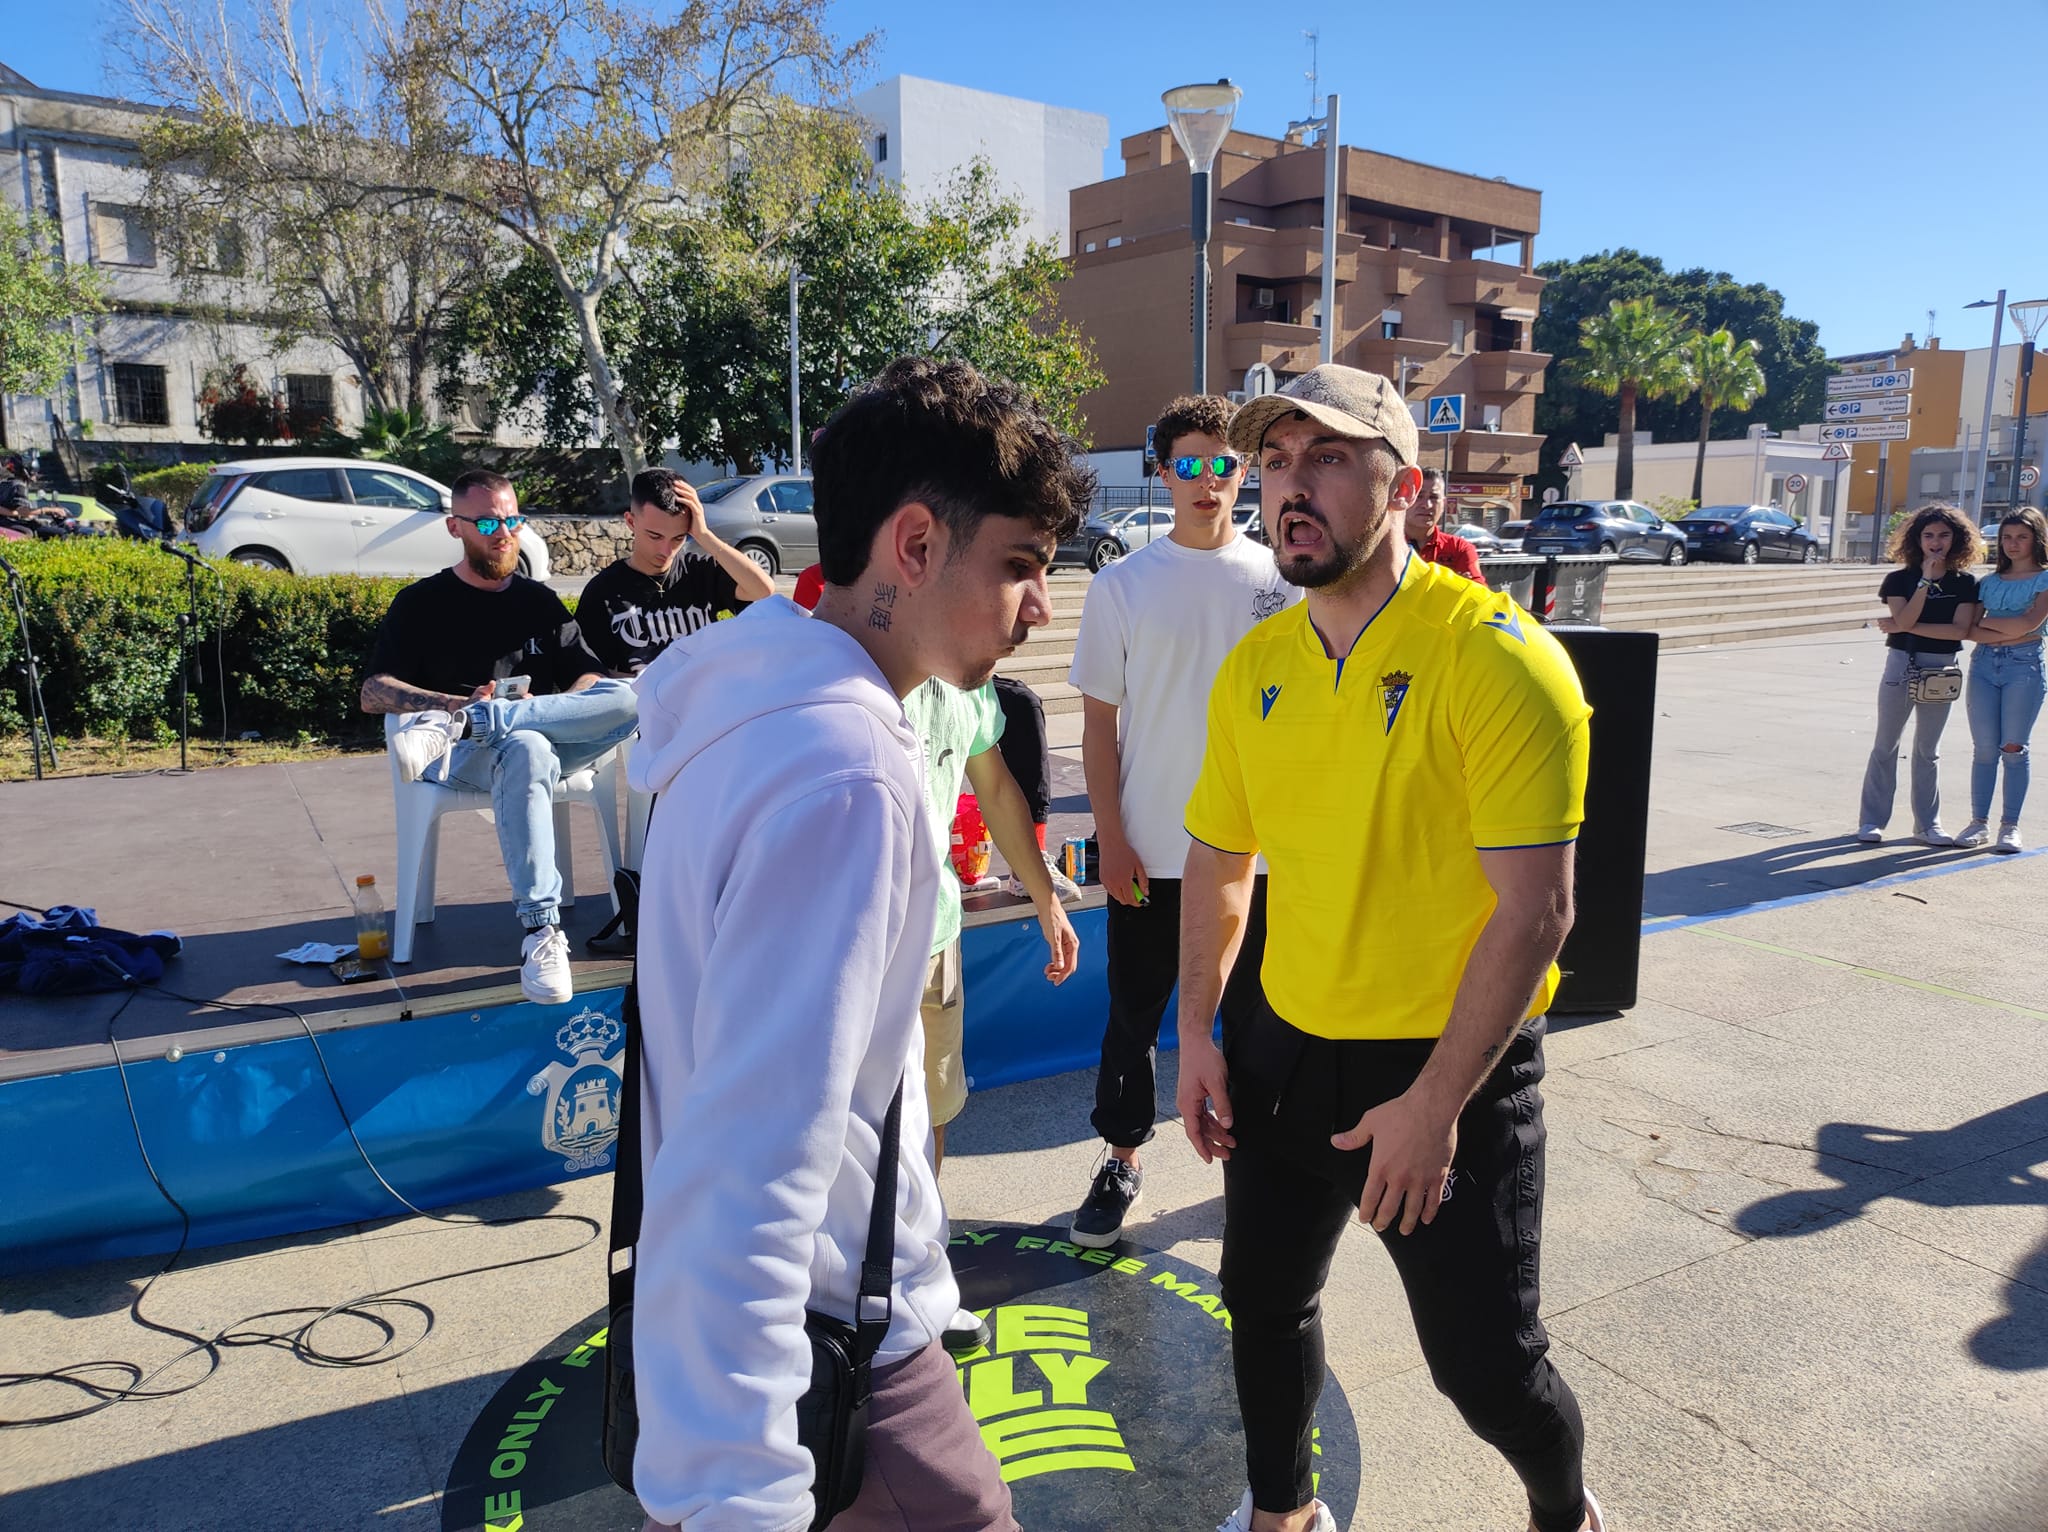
[1184,555,1592,1039]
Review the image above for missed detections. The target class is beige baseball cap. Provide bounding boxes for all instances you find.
[1226,363,1419,467]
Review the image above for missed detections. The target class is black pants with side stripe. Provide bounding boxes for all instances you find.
[1218,996,1586,1531]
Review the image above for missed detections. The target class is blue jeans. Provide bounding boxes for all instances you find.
[1967,642,2046,826]
[1859,648,1959,833]
[437,680,639,926]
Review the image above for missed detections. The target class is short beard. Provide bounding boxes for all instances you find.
[1276,501,1390,590]
[467,543,520,581]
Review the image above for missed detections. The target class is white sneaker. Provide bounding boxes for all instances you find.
[520,924,573,1004]
[1916,824,1954,847]
[1001,859,1086,905]
[1954,819,1990,848]
[1856,825,1884,844]
[390,709,463,783]
[1994,823,2024,854]
[1215,1489,1336,1532]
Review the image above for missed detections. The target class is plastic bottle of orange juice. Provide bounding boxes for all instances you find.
[353,875,392,961]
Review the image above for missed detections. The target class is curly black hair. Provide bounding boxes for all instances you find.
[1151,395,1236,466]
[811,357,1095,586]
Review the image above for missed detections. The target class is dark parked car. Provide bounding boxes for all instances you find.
[696,473,816,574]
[1233,504,1269,545]
[1055,507,1174,571]
[1521,500,1686,563]
[1496,519,1532,546]
[1678,505,1822,564]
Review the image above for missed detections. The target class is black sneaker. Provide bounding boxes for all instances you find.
[942,1307,991,1358]
[1070,1157,1142,1249]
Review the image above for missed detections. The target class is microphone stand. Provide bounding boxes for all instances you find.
[0,550,57,779]
[157,540,205,773]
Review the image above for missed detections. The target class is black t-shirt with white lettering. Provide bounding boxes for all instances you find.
[1878,566,1980,656]
[364,569,603,697]
[577,552,748,674]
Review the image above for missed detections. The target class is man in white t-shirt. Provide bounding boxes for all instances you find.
[1067,394,1300,1247]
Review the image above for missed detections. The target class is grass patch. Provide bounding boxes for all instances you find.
[1,733,378,782]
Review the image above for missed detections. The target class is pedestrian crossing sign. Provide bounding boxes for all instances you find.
[1426,394,1464,433]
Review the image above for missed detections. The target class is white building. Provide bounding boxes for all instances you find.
[0,61,518,467]
[853,75,1107,252]
[1573,424,1846,531]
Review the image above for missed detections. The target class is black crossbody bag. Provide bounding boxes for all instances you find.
[602,968,903,1527]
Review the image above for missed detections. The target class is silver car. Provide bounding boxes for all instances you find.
[696,474,817,575]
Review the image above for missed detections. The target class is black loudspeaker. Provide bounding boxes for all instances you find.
[1547,627,1658,1013]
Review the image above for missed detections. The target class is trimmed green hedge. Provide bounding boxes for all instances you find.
[131,464,218,515]
[0,540,411,742]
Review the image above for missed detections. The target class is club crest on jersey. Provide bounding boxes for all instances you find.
[1379,670,1411,735]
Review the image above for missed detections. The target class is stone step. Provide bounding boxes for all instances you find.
[1604,592,1880,624]
[1655,608,1878,650]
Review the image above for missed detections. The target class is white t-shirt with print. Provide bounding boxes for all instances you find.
[1068,532,1299,878]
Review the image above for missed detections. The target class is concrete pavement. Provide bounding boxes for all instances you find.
[2,626,2044,1530]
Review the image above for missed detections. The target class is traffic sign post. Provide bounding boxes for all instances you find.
[1785,473,1808,495]
[1819,419,1912,443]
[1820,442,1852,461]
[1827,369,1914,397]
[2021,464,2041,491]
[1426,394,1464,433]
[1823,394,1911,421]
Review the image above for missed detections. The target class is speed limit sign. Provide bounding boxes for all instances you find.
[1785,473,1808,494]
[2021,464,2041,490]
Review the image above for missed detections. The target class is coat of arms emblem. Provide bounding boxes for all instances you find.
[525,1005,625,1173]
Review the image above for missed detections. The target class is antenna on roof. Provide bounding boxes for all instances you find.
[1304,29,1319,117]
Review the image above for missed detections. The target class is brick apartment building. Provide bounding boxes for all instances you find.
[1060,126,1549,516]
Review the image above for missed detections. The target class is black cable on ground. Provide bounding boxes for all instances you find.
[0,977,603,1428]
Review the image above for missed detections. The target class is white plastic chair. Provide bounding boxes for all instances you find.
[384,715,624,963]
[620,733,654,871]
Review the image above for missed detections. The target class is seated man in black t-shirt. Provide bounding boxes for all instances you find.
[578,469,774,675]
[360,469,638,1003]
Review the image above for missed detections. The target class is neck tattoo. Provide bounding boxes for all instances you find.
[868,581,898,631]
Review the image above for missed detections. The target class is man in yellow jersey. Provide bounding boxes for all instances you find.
[1175,364,1602,1532]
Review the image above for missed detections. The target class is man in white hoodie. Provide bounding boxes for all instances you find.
[626,355,1093,1532]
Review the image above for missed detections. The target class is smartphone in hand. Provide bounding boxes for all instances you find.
[496,674,532,701]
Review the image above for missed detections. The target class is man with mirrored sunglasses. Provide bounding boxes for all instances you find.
[361,468,637,1003]
[1066,392,1297,1250]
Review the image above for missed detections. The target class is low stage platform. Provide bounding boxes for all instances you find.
[0,751,1110,1273]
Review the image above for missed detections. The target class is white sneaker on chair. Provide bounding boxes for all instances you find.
[390,709,464,783]
[520,924,573,1004]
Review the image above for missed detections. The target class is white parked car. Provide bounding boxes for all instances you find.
[178,457,552,580]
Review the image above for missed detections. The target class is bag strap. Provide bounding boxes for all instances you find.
[854,1077,903,1365]
[613,794,903,1362]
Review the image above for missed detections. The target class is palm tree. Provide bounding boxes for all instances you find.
[1573,298,1691,499]
[1684,328,1767,504]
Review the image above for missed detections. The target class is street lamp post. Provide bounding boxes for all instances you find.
[1287,94,1341,364]
[789,268,812,474]
[2005,300,2048,515]
[1162,80,1242,396]
[1965,293,2006,519]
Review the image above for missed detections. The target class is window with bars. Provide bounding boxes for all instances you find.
[286,374,335,429]
[112,363,170,426]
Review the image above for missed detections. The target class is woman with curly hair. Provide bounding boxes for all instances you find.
[1955,507,2048,853]
[1858,504,1983,844]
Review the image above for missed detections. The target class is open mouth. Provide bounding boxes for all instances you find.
[1193,496,1219,512]
[1278,510,1326,553]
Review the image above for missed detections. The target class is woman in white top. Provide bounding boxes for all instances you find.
[1958,507,2048,852]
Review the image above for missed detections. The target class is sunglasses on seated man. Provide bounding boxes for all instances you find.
[1170,453,1244,482]
[451,513,526,535]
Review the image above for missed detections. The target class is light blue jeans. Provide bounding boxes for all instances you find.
[1966,642,2046,827]
[1858,649,1959,834]
[437,680,639,926]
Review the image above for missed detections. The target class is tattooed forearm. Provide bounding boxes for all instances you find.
[360,674,469,715]
[868,581,899,632]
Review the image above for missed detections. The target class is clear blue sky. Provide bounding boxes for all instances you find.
[9,0,2041,358]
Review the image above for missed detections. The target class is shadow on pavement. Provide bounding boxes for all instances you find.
[1642,833,1974,920]
[1736,1094,2048,1373]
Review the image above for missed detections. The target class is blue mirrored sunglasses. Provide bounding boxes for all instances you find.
[1171,454,1243,482]
[452,513,525,535]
